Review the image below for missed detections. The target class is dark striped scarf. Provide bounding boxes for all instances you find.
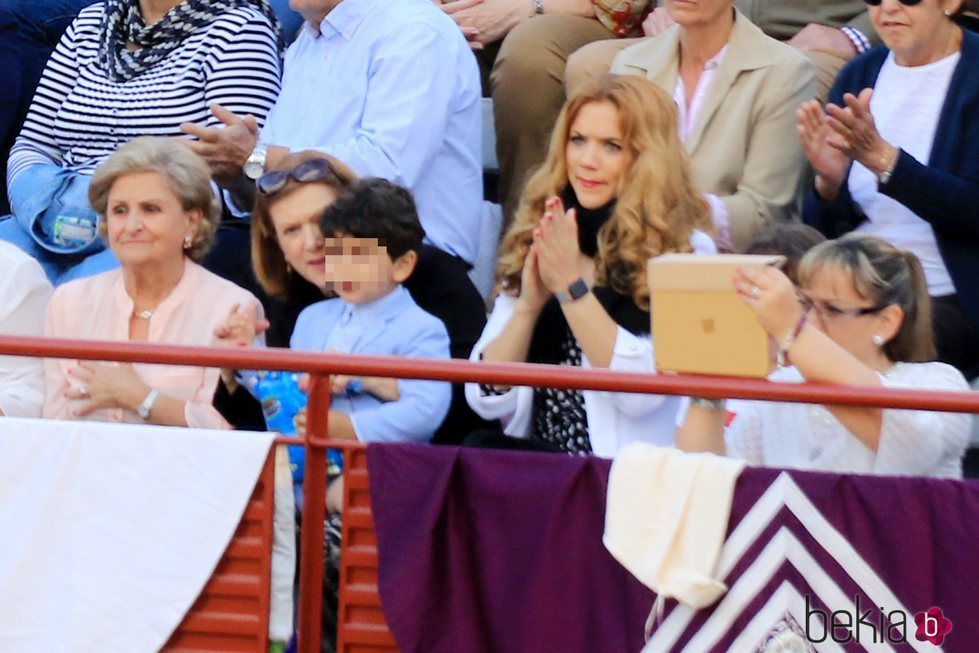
[98,0,282,82]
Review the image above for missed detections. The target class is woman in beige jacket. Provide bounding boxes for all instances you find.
[611,1,815,251]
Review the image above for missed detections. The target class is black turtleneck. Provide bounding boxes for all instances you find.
[526,187,649,365]
[560,185,615,258]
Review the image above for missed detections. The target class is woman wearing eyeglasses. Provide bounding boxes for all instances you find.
[798,0,979,381]
[677,233,970,477]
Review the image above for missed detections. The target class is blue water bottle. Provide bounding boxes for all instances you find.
[247,371,308,483]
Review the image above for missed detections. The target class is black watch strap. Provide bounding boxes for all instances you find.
[556,278,590,304]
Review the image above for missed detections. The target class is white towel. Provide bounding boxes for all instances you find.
[0,417,274,653]
[604,443,745,616]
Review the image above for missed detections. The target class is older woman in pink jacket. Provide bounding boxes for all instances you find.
[43,138,263,429]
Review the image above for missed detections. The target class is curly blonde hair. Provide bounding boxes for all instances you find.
[496,74,711,309]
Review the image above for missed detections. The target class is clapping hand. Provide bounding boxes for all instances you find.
[823,89,898,175]
[797,99,851,196]
[533,196,582,294]
[515,241,551,314]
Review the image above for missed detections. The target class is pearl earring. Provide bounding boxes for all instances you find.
[872,334,884,347]
[183,234,193,249]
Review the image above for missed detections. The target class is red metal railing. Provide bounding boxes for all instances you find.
[2,333,978,653]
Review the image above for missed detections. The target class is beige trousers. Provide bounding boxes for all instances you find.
[490,14,615,224]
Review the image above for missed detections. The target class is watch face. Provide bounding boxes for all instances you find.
[243,160,263,180]
[557,279,589,304]
[569,278,589,300]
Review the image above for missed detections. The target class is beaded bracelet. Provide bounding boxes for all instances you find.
[776,308,810,369]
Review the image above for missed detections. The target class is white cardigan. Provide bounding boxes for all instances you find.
[465,232,715,458]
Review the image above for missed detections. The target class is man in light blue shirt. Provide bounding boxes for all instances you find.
[185,0,483,267]
[185,0,488,444]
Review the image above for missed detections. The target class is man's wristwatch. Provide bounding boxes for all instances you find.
[137,389,160,421]
[243,142,269,181]
[555,278,590,304]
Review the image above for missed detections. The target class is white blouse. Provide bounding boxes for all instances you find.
[724,362,971,477]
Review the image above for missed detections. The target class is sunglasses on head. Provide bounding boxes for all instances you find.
[257,158,339,195]
[863,0,923,6]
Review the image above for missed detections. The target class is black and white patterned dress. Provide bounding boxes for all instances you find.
[531,330,591,455]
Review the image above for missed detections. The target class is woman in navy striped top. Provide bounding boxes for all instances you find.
[0,0,281,284]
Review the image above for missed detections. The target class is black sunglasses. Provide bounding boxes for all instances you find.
[257,158,340,195]
[863,0,922,5]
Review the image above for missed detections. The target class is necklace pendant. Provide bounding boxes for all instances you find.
[136,310,153,320]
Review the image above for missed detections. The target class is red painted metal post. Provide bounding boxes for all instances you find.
[298,374,330,653]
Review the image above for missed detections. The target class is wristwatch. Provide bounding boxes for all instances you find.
[555,278,590,304]
[243,142,269,180]
[137,388,160,420]
[877,148,898,185]
[690,397,727,410]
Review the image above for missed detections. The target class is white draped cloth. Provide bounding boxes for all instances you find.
[0,418,274,653]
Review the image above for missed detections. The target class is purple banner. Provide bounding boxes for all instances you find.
[368,444,979,652]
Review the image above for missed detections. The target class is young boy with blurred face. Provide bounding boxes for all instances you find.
[291,177,451,443]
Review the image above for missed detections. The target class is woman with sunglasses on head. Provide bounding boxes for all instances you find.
[211,151,355,429]
[798,0,979,380]
[217,150,488,441]
[677,233,970,477]
[248,151,358,348]
[466,75,716,457]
